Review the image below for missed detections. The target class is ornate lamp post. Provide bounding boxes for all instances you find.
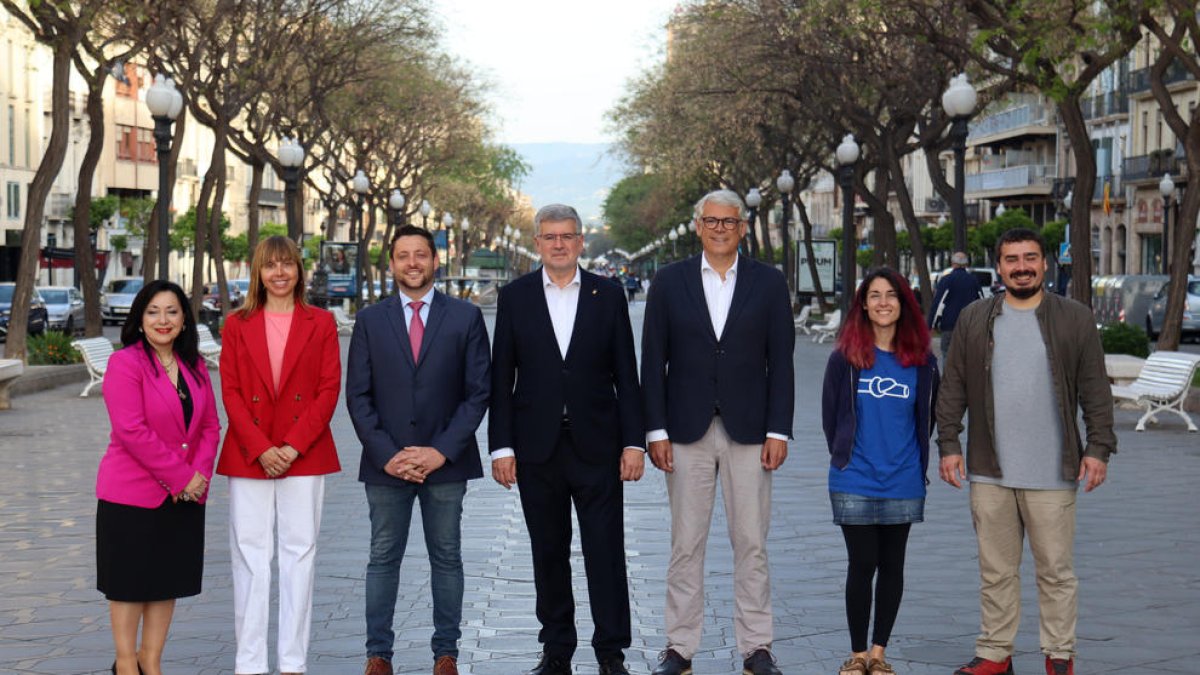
[836,134,861,313]
[676,223,688,256]
[460,217,471,275]
[146,74,183,280]
[278,137,305,241]
[777,169,796,295]
[442,212,454,270]
[942,72,978,254]
[745,187,762,258]
[668,228,679,259]
[389,189,405,229]
[1159,173,1175,274]
[351,170,370,305]
[420,199,432,228]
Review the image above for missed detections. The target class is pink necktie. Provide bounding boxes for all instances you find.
[409,301,425,361]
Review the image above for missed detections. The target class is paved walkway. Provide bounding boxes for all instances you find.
[1,303,1197,674]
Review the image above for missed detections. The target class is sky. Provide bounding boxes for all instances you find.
[434,0,682,145]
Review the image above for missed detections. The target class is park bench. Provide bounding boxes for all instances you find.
[0,358,24,410]
[196,324,222,368]
[1110,350,1200,432]
[793,305,812,335]
[71,337,115,398]
[331,306,355,335]
[812,309,842,344]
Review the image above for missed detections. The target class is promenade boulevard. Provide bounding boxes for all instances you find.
[1,303,1197,674]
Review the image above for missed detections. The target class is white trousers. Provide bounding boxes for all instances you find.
[228,475,325,674]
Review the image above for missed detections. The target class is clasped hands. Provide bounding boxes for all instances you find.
[258,444,300,478]
[175,471,208,503]
[386,446,447,484]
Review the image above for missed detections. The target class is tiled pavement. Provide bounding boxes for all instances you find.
[1,303,1197,674]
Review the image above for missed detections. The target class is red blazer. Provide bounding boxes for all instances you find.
[216,304,342,479]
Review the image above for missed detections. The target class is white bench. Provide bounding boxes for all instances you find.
[196,324,221,368]
[812,309,842,344]
[1111,351,1200,432]
[1104,354,1145,387]
[793,305,812,335]
[71,337,115,397]
[331,306,355,335]
[0,358,24,410]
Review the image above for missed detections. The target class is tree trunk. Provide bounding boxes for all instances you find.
[857,166,895,273]
[208,128,231,319]
[5,40,72,360]
[759,197,776,264]
[73,77,105,337]
[885,149,935,314]
[247,158,263,254]
[191,149,219,320]
[794,197,831,309]
[1057,97,1094,307]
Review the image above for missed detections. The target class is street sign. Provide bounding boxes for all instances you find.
[1059,242,1071,264]
[796,240,837,293]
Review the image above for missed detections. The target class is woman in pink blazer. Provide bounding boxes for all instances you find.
[96,280,220,675]
[217,236,341,675]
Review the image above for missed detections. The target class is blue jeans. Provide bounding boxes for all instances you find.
[364,480,466,661]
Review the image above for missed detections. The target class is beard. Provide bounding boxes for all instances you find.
[1006,277,1042,299]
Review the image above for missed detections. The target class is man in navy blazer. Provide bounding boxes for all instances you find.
[346,226,490,675]
[642,190,794,675]
[489,204,644,675]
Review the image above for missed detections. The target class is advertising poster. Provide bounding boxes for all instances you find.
[318,241,360,298]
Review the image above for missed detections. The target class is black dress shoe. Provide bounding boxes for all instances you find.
[742,649,782,675]
[599,655,631,675]
[527,652,572,675]
[650,649,692,675]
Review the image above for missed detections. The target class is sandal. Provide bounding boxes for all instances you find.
[868,657,896,675]
[839,656,869,675]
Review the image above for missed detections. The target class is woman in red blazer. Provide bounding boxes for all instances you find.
[96,280,220,675]
[216,236,341,675]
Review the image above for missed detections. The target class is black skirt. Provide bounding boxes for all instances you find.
[96,497,205,602]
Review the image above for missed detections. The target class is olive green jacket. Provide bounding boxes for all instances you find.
[935,292,1117,481]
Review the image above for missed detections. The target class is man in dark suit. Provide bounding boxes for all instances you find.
[346,225,491,675]
[642,190,794,675]
[489,204,645,675]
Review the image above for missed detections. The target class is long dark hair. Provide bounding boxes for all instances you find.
[120,280,202,376]
[836,267,930,369]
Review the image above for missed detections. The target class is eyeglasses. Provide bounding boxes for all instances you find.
[535,233,580,243]
[699,217,744,231]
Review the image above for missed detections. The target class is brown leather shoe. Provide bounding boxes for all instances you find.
[365,656,392,675]
[434,655,459,675]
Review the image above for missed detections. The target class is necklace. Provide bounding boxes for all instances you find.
[156,352,187,400]
[156,351,176,372]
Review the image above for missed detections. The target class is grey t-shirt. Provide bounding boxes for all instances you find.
[970,304,1075,490]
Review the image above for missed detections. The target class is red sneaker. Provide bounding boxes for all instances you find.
[1045,657,1073,675]
[954,656,1014,675]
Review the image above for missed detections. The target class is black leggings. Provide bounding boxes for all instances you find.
[840,523,912,652]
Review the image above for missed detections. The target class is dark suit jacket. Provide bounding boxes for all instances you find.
[641,254,795,445]
[489,268,643,464]
[346,291,491,485]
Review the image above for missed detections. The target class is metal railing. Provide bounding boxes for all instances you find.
[965,164,1056,193]
[1129,60,1197,94]
[968,105,1055,140]
[1122,151,1181,181]
[1082,91,1130,119]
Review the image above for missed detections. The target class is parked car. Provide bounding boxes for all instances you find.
[1091,275,1168,328]
[39,286,85,335]
[100,277,144,325]
[0,283,49,340]
[228,278,250,301]
[1145,276,1200,341]
[201,281,244,312]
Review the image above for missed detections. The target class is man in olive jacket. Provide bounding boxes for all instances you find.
[936,228,1116,675]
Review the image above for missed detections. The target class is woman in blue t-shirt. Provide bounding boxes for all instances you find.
[821,268,939,675]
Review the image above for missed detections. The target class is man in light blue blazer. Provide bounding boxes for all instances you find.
[346,225,491,675]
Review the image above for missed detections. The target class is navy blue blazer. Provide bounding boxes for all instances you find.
[346,291,491,485]
[488,268,643,464]
[641,255,795,445]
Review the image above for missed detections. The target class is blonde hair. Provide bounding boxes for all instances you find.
[238,235,307,317]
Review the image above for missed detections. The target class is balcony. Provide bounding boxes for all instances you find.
[257,188,285,205]
[1092,176,1121,201]
[1129,59,1197,95]
[1081,91,1129,120]
[1122,150,1182,182]
[964,164,1055,195]
[968,104,1056,143]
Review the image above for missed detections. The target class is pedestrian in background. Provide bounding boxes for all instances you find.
[926,251,983,362]
[489,204,645,675]
[346,225,491,675]
[641,189,794,675]
[821,268,939,675]
[937,228,1116,675]
[217,236,342,675]
[96,280,220,675]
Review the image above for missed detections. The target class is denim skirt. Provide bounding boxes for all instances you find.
[830,492,925,525]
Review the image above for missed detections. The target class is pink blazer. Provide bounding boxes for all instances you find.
[96,345,221,508]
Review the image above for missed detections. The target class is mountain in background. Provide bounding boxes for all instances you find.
[511,143,630,225]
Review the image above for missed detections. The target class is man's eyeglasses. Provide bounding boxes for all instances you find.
[535,233,580,243]
[699,217,744,231]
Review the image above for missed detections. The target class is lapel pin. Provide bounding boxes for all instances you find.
[592,289,598,296]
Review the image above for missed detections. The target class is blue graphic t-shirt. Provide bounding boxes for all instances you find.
[828,348,925,499]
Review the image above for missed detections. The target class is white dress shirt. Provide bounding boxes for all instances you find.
[647,253,788,444]
[401,287,435,326]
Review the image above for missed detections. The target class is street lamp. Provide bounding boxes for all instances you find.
[668,228,679,258]
[1159,172,1175,274]
[351,170,370,305]
[1057,190,1074,294]
[942,72,978,253]
[676,223,688,255]
[745,187,762,258]
[995,203,1006,218]
[389,189,405,238]
[836,133,861,313]
[420,199,431,228]
[146,74,183,280]
[777,169,796,296]
[460,216,471,275]
[278,136,305,241]
[441,213,454,268]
